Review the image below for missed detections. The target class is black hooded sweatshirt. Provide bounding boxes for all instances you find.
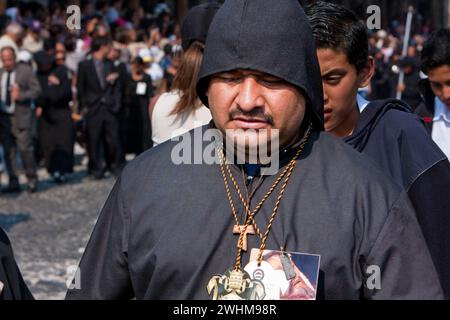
[66,0,443,300]
[345,98,450,298]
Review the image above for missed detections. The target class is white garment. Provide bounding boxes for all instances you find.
[357,94,370,113]
[0,35,18,53]
[65,39,88,75]
[146,62,164,88]
[0,70,16,114]
[21,34,43,53]
[152,91,212,146]
[431,97,450,160]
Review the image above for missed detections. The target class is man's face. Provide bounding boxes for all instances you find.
[107,48,120,61]
[207,69,306,152]
[101,44,112,57]
[317,48,373,136]
[55,51,65,66]
[428,64,450,108]
[96,25,108,37]
[11,32,23,44]
[402,65,413,75]
[1,49,16,71]
[131,62,143,75]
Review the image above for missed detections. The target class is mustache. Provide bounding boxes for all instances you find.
[229,108,274,125]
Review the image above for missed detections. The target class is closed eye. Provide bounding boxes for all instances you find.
[323,75,343,85]
[215,75,243,84]
[258,78,286,88]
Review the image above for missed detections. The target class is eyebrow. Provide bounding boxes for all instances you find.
[217,71,282,80]
[430,80,450,86]
[321,68,347,77]
[217,72,240,77]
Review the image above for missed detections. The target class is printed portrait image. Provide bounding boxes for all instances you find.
[246,249,320,300]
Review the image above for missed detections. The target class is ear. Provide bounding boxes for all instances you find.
[205,79,212,98]
[358,57,375,88]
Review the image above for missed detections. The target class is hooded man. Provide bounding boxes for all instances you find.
[66,0,443,300]
[305,2,450,298]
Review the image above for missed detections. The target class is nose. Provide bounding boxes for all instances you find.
[443,85,450,101]
[235,77,265,112]
[322,87,329,105]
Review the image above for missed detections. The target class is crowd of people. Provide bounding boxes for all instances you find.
[0,0,186,192]
[366,27,428,108]
[1,0,450,301]
[0,0,445,193]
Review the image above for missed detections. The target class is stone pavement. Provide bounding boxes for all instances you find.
[0,165,116,300]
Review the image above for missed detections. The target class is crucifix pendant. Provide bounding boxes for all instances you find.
[233,225,255,251]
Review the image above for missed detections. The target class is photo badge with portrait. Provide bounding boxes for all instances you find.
[244,249,320,300]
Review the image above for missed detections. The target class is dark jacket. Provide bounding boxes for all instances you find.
[36,64,75,174]
[36,65,73,120]
[345,98,450,298]
[77,58,122,117]
[416,78,436,134]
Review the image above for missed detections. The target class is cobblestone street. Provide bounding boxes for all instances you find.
[0,164,116,300]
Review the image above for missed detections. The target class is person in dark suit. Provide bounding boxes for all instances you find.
[106,44,128,168]
[77,36,122,179]
[0,46,41,193]
[123,57,153,155]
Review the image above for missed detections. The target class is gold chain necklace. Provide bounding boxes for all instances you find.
[207,127,311,300]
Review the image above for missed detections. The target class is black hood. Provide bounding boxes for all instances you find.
[181,1,221,51]
[196,0,324,130]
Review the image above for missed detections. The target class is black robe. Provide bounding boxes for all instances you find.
[123,73,153,155]
[344,99,450,298]
[36,65,74,175]
[65,125,443,300]
[66,0,443,300]
[0,228,33,300]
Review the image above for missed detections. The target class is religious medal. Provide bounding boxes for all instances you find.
[244,260,288,300]
[207,269,266,300]
[280,248,296,280]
